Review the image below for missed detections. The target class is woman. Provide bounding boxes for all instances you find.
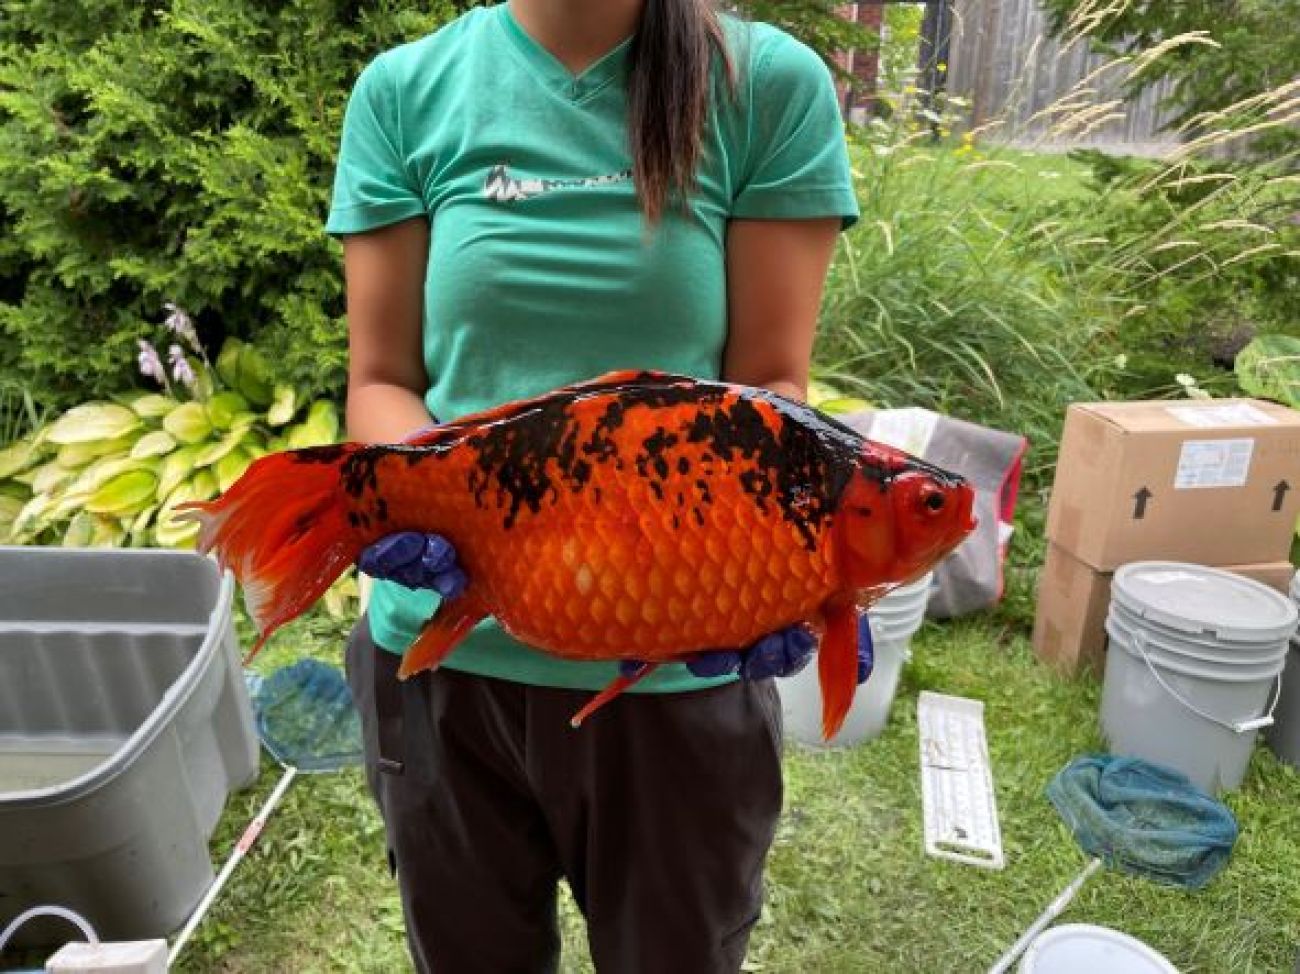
[329,0,859,970]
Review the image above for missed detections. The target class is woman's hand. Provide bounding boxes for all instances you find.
[683,617,873,684]
[357,531,468,600]
[685,627,816,680]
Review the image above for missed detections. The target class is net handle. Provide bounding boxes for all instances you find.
[987,857,1104,974]
[1131,631,1281,734]
[169,764,299,966]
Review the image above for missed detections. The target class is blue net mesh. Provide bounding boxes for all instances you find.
[1046,755,1238,890]
[248,659,363,772]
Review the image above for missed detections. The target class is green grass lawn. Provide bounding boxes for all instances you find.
[171,585,1300,974]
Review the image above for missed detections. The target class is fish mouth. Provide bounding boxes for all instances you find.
[960,485,978,534]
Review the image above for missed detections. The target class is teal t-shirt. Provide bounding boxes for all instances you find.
[325,4,860,693]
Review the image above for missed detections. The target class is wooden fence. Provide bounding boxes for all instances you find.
[942,0,1183,156]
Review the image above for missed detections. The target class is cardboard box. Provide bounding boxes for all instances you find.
[1032,543,1296,675]
[1046,399,1300,571]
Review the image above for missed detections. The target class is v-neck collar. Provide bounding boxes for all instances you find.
[497,3,634,103]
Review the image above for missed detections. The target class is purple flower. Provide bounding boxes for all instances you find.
[168,344,196,389]
[137,340,166,386]
[163,302,200,352]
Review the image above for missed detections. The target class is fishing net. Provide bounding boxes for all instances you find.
[246,658,364,772]
[990,754,1239,972]
[1046,754,1238,890]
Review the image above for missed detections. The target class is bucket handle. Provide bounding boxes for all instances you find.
[1130,631,1281,734]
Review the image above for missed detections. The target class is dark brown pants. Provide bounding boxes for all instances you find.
[344,618,784,974]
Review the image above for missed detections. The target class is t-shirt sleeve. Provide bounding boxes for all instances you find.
[325,56,428,236]
[731,34,860,229]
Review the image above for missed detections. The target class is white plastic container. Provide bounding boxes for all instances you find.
[1018,924,1179,973]
[0,547,259,948]
[778,573,932,747]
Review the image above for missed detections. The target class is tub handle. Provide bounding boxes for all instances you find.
[1131,631,1281,735]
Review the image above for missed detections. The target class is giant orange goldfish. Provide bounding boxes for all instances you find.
[180,370,975,739]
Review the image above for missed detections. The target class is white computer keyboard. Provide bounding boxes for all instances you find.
[918,691,1005,870]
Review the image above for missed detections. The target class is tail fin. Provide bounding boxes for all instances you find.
[176,445,366,660]
[818,601,860,741]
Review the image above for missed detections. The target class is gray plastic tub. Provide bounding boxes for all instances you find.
[0,547,259,948]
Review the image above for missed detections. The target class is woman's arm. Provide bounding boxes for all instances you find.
[721,217,842,401]
[343,217,435,443]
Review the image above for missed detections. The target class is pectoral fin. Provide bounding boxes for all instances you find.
[397,595,488,680]
[570,662,660,728]
[818,599,860,741]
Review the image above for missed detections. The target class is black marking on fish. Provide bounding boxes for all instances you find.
[339,449,383,500]
[674,392,858,547]
[372,372,963,538]
[464,398,574,529]
[291,444,349,465]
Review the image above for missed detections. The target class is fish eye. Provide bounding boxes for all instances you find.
[921,489,946,514]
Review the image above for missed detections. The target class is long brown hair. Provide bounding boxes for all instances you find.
[626,0,731,224]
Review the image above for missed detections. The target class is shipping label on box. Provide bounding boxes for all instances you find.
[1045,399,1300,571]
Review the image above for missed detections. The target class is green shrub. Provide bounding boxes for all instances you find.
[0,0,460,407]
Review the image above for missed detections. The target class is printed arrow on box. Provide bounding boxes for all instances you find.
[1133,487,1153,520]
[1273,480,1291,513]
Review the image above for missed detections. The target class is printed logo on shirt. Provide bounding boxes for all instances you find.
[484,163,632,203]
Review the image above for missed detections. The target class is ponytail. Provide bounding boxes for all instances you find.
[627,0,731,224]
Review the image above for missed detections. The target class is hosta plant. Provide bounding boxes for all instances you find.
[0,306,341,555]
[1235,335,1300,412]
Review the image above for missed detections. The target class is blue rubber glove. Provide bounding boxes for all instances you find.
[682,625,817,680]
[857,613,874,685]
[357,531,468,600]
[632,616,874,684]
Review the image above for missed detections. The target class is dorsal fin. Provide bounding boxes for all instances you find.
[402,370,699,448]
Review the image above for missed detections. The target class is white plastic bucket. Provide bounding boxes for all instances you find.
[1100,563,1297,794]
[1018,924,1179,973]
[778,573,932,747]
[1265,570,1300,769]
